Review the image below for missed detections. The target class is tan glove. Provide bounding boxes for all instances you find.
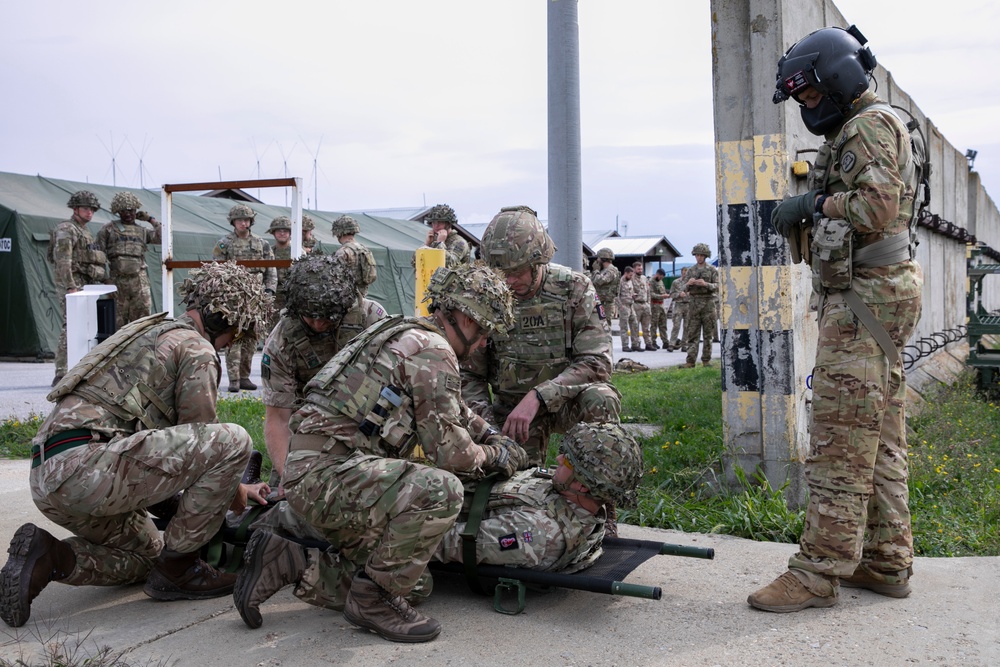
[482,434,529,478]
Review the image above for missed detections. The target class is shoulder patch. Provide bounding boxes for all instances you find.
[841,151,857,173]
[262,353,271,366]
[596,302,606,320]
[445,375,462,393]
[498,533,520,551]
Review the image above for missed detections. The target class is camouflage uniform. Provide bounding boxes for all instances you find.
[684,259,719,365]
[788,89,923,592]
[50,214,107,378]
[591,262,620,320]
[213,231,277,387]
[28,314,251,587]
[617,273,638,351]
[668,273,689,347]
[428,229,470,268]
[336,240,378,298]
[463,265,620,464]
[631,270,653,349]
[97,216,162,328]
[433,470,604,572]
[281,316,508,608]
[649,275,670,348]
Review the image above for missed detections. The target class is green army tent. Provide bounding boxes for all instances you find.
[0,171,426,358]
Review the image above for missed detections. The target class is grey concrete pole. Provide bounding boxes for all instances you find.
[547,0,583,271]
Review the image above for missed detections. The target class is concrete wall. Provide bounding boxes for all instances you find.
[711,0,1000,504]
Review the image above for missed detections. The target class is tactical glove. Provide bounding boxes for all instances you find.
[482,435,529,478]
[771,189,822,237]
[135,210,151,222]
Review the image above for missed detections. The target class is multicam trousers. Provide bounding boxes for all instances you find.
[789,294,921,591]
[685,297,716,365]
[226,332,258,384]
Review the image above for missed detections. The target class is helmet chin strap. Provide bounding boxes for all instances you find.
[434,310,484,361]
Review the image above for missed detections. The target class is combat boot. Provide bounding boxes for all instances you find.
[621,346,632,353]
[143,548,237,601]
[343,571,442,643]
[840,565,912,598]
[228,381,240,393]
[0,523,76,627]
[234,531,307,629]
[241,450,263,485]
[680,362,696,369]
[239,378,258,391]
[747,571,838,613]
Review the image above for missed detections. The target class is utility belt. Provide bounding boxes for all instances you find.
[30,429,105,469]
[288,433,352,458]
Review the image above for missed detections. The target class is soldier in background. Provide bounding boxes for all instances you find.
[462,205,620,466]
[590,248,620,321]
[260,254,387,490]
[265,216,293,317]
[213,204,277,393]
[617,266,638,352]
[421,203,470,267]
[233,263,528,643]
[631,261,654,350]
[97,192,162,329]
[433,422,641,572]
[650,268,671,351]
[682,243,719,368]
[48,191,107,386]
[0,262,272,628]
[301,214,321,255]
[668,266,690,351]
[332,215,377,299]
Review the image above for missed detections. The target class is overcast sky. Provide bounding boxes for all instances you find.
[2,1,998,258]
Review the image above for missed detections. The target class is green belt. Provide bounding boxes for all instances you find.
[30,429,97,469]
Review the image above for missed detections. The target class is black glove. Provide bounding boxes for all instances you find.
[771,189,822,237]
[482,434,529,478]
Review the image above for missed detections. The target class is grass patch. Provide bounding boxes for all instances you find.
[0,414,45,459]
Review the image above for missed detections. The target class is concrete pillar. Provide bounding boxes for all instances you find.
[710,0,826,505]
[547,0,583,271]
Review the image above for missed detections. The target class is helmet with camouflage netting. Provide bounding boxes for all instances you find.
[179,261,274,337]
[331,215,360,236]
[597,247,615,261]
[479,205,555,271]
[559,422,643,507]
[228,204,257,225]
[110,191,143,214]
[67,190,101,211]
[692,243,712,258]
[267,216,292,234]
[302,214,315,231]
[425,204,457,226]
[282,254,358,321]
[423,261,514,336]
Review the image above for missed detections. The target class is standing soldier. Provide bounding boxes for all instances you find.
[0,262,272,628]
[682,244,719,367]
[631,261,654,350]
[462,205,620,465]
[260,254,387,490]
[422,203,470,267]
[650,268,671,351]
[301,214,322,255]
[669,266,690,351]
[332,215,377,299]
[265,216,293,316]
[48,191,107,387]
[213,204,277,393]
[617,266,638,352]
[233,263,528,642]
[97,192,162,329]
[590,248,620,321]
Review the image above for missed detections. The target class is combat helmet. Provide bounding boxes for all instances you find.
[228,204,257,225]
[559,422,643,507]
[110,192,143,214]
[692,243,711,258]
[479,205,555,271]
[773,25,877,135]
[267,216,292,234]
[66,190,100,211]
[301,214,315,232]
[425,204,458,226]
[179,261,273,338]
[597,247,615,261]
[423,261,514,336]
[331,215,360,237]
[281,254,358,321]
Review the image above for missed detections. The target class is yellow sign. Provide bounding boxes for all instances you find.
[414,247,446,316]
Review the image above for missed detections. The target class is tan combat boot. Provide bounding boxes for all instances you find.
[239,378,258,391]
[0,523,76,628]
[233,530,307,629]
[143,548,237,600]
[747,571,838,613]
[228,381,241,393]
[840,565,912,598]
[343,571,441,643]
